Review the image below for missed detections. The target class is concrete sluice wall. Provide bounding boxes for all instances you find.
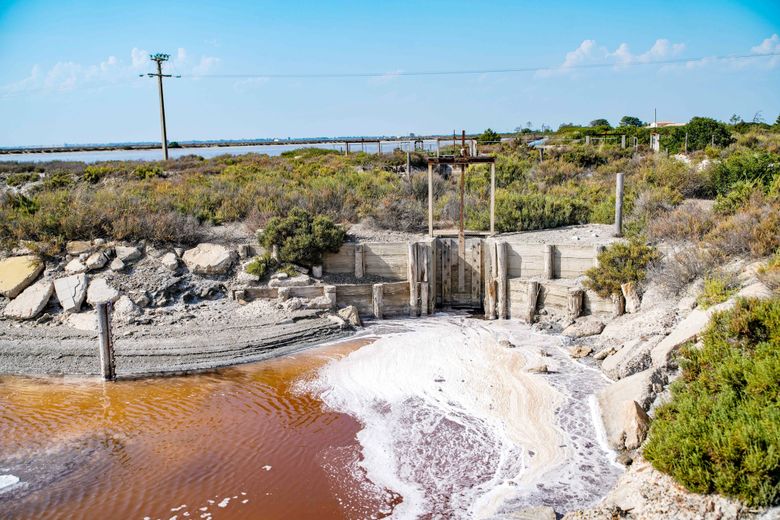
[240,236,615,321]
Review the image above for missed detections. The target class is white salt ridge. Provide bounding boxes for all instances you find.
[0,474,20,492]
[262,465,272,471]
[310,316,622,519]
[217,497,230,508]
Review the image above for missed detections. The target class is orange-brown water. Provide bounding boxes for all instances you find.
[0,338,395,520]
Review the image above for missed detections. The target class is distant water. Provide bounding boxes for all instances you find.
[0,139,447,163]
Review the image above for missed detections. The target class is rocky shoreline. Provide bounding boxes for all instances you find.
[526,257,778,520]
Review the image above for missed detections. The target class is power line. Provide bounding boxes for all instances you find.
[179,51,780,79]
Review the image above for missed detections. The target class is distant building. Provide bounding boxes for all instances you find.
[646,121,685,128]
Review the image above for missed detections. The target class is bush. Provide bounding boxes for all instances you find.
[374,195,426,232]
[652,246,717,295]
[696,272,739,309]
[646,203,714,242]
[258,208,345,267]
[711,149,780,195]
[758,254,780,291]
[584,240,660,297]
[245,254,275,279]
[6,172,39,187]
[477,128,501,145]
[494,191,590,233]
[706,198,780,258]
[82,165,112,184]
[713,180,764,215]
[644,297,780,507]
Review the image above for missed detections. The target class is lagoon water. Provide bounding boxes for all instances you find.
[0,140,447,164]
[0,316,620,519]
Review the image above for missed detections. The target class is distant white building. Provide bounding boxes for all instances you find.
[646,121,685,128]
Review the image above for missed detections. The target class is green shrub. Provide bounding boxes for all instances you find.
[584,240,660,297]
[280,147,339,159]
[478,128,501,145]
[711,149,780,195]
[42,171,74,190]
[644,297,780,507]
[258,208,345,267]
[757,253,780,291]
[494,191,590,232]
[133,164,164,180]
[6,172,39,186]
[82,165,112,184]
[245,254,275,279]
[713,180,764,215]
[696,273,738,309]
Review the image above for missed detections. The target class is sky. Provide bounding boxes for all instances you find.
[1,0,779,147]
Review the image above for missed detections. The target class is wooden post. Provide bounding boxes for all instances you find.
[621,135,626,149]
[436,139,440,157]
[406,151,411,177]
[543,244,554,280]
[525,281,539,323]
[489,162,496,235]
[354,244,364,279]
[684,133,688,154]
[442,239,451,305]
[484,240,498,319]
[427,163,434,237]
[614,172,624,237]
[408,242,419,317]
[568,289,584,320]
[96,302,115,381]
[345,142,350,155]
[420,282,429,315]
[377,141,382,154]
[323,285,337,309]
[611,292,625,318]
[585,135,591,146]
[372,283,384,319]
[496,241,508,320]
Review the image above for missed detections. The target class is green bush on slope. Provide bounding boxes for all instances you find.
[644,297,780,507]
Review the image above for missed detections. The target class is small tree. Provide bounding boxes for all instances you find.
[590,118,611,128]
[259,208,345,267]
[584,240,660,297]
[619,116,643,127]
[685,117,733,150]
[478,128,501,145]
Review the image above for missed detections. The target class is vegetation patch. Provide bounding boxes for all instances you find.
[696,273,738,309]
[258,208,345,267]
[644,297,780,507]
[584,240,659,297]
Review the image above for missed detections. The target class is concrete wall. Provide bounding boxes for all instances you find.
[504,242,600,279]
[323,242,408,280]
[508,278,612,318]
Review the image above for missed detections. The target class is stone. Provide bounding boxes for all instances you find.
[66,311,97,331]
[506,506,556,520]
[562,318,604,338]
[53,274,89,312]
[597,368,664,450]
[677,296,697,311]
[237,270,261,284]
[271,272,289,280]
[311,265,323,278]
[113,295,140,318]
[3,280,53,320]
[92,238,106,246]
[527,365,549,374]
[65,258,88,274]
[737,281,773,299]
[268,274,312,287]
[237,244,251,259]
[621,400,651,450]
[621,282,641,314]
[338,305,362,327]
[66,240,93,256]
[650,300,734,369]
[570,346,593,358]
[115,245,142,263]
[0,255,44,298]
[602,335,663,380]
[109,258,125,271]
[594,346,617,360]
[85,251,108,270]
[86,278,120,305]
[160,252,179,271]
[182,243,236,275]
[129,290,151,308]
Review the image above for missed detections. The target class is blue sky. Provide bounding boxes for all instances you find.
[1,0,779,146]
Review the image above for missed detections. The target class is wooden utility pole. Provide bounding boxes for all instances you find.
[141,53,178,161]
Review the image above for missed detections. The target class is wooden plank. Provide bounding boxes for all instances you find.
[496,241,508,319]
[288,286,325,299]
[372,283,383,319]
[354,244,364,279]
[442,239,451,305]
[469,241,481,302]
[323,244,355,274]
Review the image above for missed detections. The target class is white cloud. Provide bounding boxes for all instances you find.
[1,47,221,96]
[751,34,780,67]
[537,38,686,77]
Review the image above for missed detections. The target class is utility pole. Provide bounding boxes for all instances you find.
[140,53,179,160]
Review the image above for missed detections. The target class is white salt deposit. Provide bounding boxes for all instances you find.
[309,315,622,518]
[0,474,19,492]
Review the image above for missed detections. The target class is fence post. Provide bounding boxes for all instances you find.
[621,135,626,149]
[614,172,624,237]
[372,283,384,319]
[489,162,496,235]
[496,242,508,319]
[406,151,411,177]
[96,302,115,381]
[543,244,554,280]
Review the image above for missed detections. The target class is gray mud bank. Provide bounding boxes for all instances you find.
[0,309,348,379]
